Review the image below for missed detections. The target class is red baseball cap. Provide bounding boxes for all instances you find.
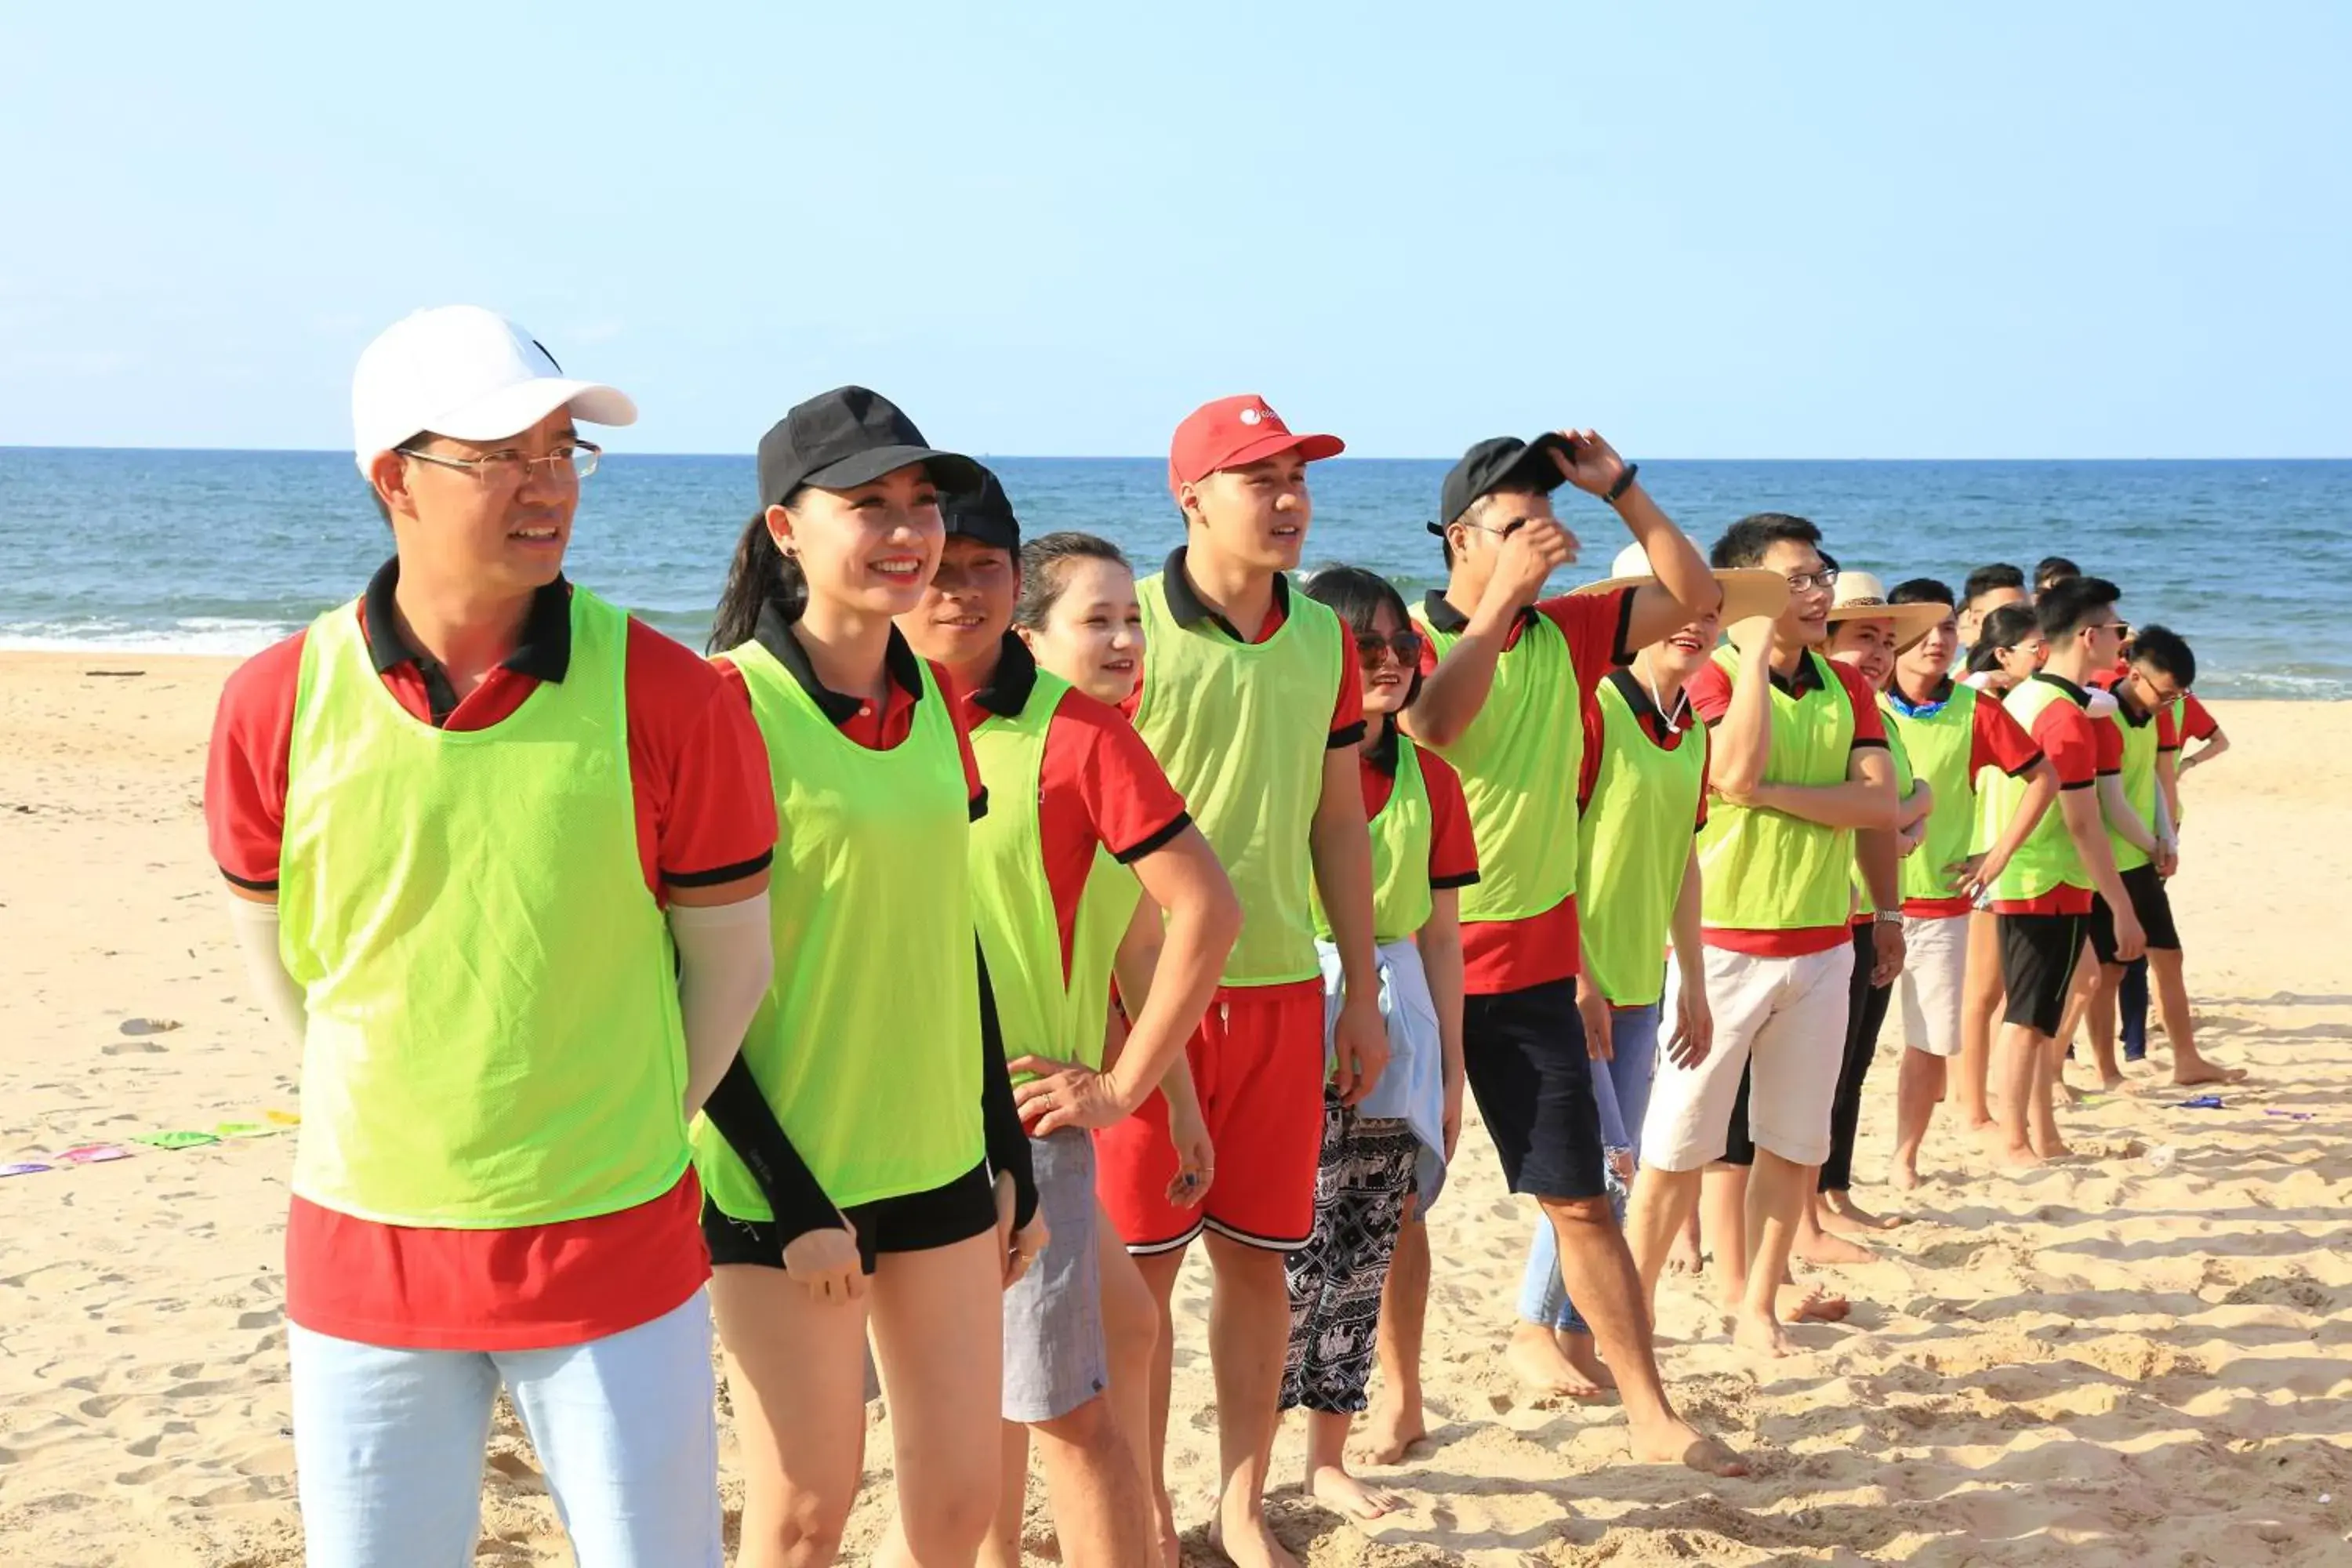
[1167,394,1345,495]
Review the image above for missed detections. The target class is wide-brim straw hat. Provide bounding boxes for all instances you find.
[1568,538,1791,626]
[1824,570,1949,653]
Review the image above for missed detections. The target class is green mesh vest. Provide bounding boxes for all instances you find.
[970,671,1143,1079]
[1316,733,1434,946]
[278,587,690,1228]
[1577,674,1708,1006]
[694,636,982,1218]
[1853,719,1916,919]
[2106,699,2163,873]
[1883,683,1984,907]
[1697,647,1858,931]
[1989,676,2092,904]
[1132,569,1345,987]
[1407,604,1582,927]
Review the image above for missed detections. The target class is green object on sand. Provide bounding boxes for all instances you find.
[212,1122,281,1139]
[132,1131,222,1150]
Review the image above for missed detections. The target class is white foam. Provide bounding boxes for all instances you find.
[0,619,294,657]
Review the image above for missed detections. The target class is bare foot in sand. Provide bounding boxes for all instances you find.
[2100,1074,2126,1094]
[1784,1282,1849,1323]
[1152,1491,1181,1568]
[1891,1156,1923,1192]
[2029,1129,2074,1160]
[1820,1191,1906,1232]
[1667,1228,1706,1276]
[1733,1305,1797,1358]
[1559,1329,1618,1392]
[1504,1322,1606,1399]
[1353,1397,1428,1466]
[1306,1464,1409,1525]
[1794,1225,1877,1266]
[1999,1141,2045,1171]
[2173,1061,2248,1087]
[1208,1499,1299,1568]
[1630,1418,1750,1476]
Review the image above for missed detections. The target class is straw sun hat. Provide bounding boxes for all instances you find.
[1569,539,1792,626]
[1824,570,1949,653]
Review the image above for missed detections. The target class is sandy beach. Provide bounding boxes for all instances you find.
[1,650,2346,1568]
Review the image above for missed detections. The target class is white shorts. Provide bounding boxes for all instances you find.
[1641,942,1853,1171]
[1897,913,1969,1058]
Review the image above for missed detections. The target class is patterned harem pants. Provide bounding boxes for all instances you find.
[1280,1091,1420,1415]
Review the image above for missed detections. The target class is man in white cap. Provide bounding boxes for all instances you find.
[204,306,778,1566]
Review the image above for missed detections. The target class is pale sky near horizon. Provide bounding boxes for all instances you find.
[3,2,2347,459]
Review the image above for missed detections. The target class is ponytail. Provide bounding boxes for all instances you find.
[710,510,807,653]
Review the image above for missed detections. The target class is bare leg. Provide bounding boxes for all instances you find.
[1028,1396,1152,1568]
[978,1424,1027,1568]
[1624,1165,1704,1323]
[1700,1163,1750,1316]
[1095,1215,1157,1519]
[1541,1192,1747,1475]
[1668,1205,1704,1276]
[1958,910,2003,1131]
[1735,1152,1817,1357]
[1200,1234,1301,1568]
[713,1265,872,1568]
[2154,949,2245,1085]
[1359,1214,1430,1464]
[868,1234,1007,1568]
[1130,1246,1188,1568]
[1891,1047,1945,1190]
[1303,1409,1407,1524]
[1995,1020,2047,1169]
[2086,963,2128,1089]
[1504,1317,1602,1398]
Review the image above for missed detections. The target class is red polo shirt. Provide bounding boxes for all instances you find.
[205,564,778,1351]
[1991,673,2109,916]
[1358,732,1482,894]
[1897,685,2046,917]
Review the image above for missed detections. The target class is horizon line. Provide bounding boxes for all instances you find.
[5,445,2350,464]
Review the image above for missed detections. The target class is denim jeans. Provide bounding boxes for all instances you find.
[289,1287,721,1567]
[1516,1003,1661,1333]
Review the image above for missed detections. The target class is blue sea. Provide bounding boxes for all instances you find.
[2,450,2346,699]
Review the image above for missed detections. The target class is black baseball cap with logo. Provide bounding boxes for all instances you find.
[756,386,984,508]
[1427,433,1573,535]
[942,466,1020,553]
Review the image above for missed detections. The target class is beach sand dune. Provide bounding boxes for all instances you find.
[2,654,2346,1566]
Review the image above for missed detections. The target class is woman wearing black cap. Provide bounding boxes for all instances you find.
[692,387,1043,1568]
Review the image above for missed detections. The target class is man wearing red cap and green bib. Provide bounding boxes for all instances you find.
[1092,394,1386,1568]
[207,307,778,1566]
[1406,430,1743,1476]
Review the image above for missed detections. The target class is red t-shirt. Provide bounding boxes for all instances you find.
[205,576,779,1352]
[2176,691,2220,743]
[960,662,1192,978]
[1901,689,2045,916]
[1359,740,1481,894]
[1993,677,2102,916]
[1686,650,1889,956]
[1415,589,1635,993]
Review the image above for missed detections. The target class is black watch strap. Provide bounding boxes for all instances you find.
[1606,461,1641,504]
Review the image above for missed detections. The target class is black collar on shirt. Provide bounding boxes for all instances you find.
[2032,670,2092,709]
[1417,589,1537,638]
[362,556,571,724]
[1605,666,1695,744]
[2111,681,2156,727]
[1365,717,1401,778]
[751,598,926,723]
[970,632,1039,720]
[1162,546,1290,643]
[1767,648,1829,699]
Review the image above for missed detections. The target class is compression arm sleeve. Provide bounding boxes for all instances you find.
[975,939,1040,1230]
[224,895,307,1048]
[666,894,775,1120]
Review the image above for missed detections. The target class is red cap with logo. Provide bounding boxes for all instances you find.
[1167,394,1346,495]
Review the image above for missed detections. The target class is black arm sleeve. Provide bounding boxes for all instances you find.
[975,938,1039,1231]
[700,1054,844,1248]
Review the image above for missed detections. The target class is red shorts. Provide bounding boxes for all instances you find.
[1094,980,1325,1253]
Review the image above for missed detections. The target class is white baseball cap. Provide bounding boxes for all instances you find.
[350,305,637,476]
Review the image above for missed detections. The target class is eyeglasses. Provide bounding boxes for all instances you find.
[1355,630,1424,666]
[2083,618,2130,641]
[1454,517,1528,541]
[1786,567,1841,594]
[401,441,601,485]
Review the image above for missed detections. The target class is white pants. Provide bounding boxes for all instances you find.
[289,1288,721,1568]
[1642,942,1853,1170]
[1898,913,1970,1058]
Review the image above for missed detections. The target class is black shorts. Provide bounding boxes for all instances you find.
[1461,978,1606,1201]
[1998,913,2087,1036]
[2088,863,2181,964]
[702,1160,996,1276]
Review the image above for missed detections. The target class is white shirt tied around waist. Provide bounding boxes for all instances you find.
[1316,937,1449,1213]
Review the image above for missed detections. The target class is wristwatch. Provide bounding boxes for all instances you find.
[1606,462,1641,503]
[1874,910,1903,925]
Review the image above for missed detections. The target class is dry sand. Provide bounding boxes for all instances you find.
[1,651,2347,1567]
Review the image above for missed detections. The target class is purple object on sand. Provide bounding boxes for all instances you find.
[0,1162,53,1177]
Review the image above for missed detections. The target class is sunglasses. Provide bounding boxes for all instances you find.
[1355,630,1425,665]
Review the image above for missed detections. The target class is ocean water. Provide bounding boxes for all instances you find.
[2,449,2346,699]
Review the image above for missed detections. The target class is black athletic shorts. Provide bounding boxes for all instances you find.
[2088,863,2181,964]
[1998,913,2087,1036]
[1461,978,1606,1202]
[702,1160,997,1276]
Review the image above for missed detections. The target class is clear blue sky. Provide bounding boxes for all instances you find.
[4,2,2347,459]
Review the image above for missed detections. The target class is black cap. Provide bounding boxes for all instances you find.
[756,386,984,508]
[942,466,1020,552]
[1428,433,1573,535]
